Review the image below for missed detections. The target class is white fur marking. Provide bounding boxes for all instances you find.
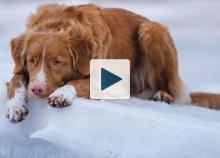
[152,91,162,100]
[6,83,28,122]
[36,67,46,82]
[174,82,191,105]
[48,85,76,107]
[36,47,46,83]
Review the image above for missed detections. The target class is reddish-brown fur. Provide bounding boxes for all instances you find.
[7,3,220,109]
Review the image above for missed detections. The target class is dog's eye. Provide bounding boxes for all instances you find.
[28,58,35,64]
[53,59,60,65]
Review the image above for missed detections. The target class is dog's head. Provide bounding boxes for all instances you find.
[11,24,95,98]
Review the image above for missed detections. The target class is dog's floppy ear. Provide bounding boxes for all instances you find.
[67,22,96,74]
[11,34,26,74]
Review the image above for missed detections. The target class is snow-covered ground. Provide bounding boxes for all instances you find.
[0,0,220,158]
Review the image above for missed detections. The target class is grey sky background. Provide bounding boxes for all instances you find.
[0,0,219,92]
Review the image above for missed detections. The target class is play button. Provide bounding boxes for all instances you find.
[90,59,130,99]
[101,68,122,90]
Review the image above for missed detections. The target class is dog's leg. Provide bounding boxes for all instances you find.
[138,21,191,105]
[6,74,28,123]
[48,79,89,108]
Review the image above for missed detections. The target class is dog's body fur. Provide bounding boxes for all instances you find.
[6,3,220,123]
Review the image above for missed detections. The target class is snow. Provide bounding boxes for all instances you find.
[1,84,220,158]
[0,0,220,158]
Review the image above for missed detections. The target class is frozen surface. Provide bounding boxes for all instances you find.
[1,83,220,158]
[0,0,220,158]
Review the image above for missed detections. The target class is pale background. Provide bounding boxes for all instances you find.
[0,0,220,93]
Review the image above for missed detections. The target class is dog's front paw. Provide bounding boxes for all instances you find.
[6,85,28,123]
[6,105,28,123]
[151,90,174,104]
[48,85,76,108]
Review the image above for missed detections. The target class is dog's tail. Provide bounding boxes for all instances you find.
[190,92,220,110]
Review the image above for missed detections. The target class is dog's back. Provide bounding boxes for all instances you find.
[21,3,220,109]
[26,3,190,103]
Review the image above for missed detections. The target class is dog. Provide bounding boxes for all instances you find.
[6,3,220,123]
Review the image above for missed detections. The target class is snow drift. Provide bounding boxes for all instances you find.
[0,83,220,158]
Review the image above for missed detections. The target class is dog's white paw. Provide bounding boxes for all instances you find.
[6,85,28,123]
[151,90,174,104]
[6,105,28,123]
[48,85,76,108]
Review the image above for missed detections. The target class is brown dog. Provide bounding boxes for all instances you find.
[6,3,220,123]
